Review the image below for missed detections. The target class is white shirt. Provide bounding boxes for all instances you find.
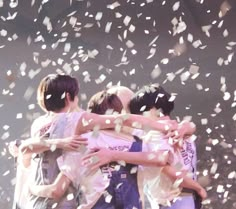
[134,130,197,208]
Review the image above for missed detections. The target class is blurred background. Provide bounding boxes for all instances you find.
[0,0,235,208]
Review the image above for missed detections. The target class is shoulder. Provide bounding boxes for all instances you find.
[30,114,50,137]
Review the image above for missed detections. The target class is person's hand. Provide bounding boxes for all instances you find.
[173,121,196,139]
[166,121,196,148]
[165,120,178,132]
[197,187,207,200]
[82,147,114,172]
[8,141,19,157]
[57,135,88,151]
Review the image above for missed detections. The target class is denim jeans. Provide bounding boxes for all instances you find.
[92,139,143,209]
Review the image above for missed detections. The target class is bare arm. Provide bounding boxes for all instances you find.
[177,121,196,139]
[19,136,87,155]
[19,136,87,168]
[29,172,71,199]
[162,165,207,199]
[82,148,170,170]
[75,111,177,135]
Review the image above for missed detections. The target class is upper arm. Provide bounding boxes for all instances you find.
[52,173,71,199]
[74,111,116,135]
[30,172,71,199]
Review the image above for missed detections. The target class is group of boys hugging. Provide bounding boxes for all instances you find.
[8,73,207,209]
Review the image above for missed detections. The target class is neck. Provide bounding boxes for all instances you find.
[53,106,72,114]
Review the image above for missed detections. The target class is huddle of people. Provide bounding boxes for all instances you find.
[9,73,207,209]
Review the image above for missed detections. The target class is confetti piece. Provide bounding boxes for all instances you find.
[43,16,52,32]
[180,71,190,82]
[105,22,112,33]
[3,170,10,176]
[219,1,232,18]
[160,58,169,65]
[105,193,112,203]
[210,163,218,174]
[123,16,131,26]
[107,1,120,10]
[150,65,161,79]
[130,166,138,174]
[172,1,180,11]
[95,12,103,21]
[216,185,224,193]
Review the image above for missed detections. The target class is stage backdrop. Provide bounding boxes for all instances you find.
[0,0,235,208]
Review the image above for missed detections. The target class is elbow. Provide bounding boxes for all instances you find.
[19,144,27,154]
[19,142,32,155]
[51,189,64,200]
[155,160,167,167]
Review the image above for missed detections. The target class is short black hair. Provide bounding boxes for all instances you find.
[37,74,79,112]
[129,84,174,116]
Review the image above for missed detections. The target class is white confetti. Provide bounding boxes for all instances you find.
[107,1,120,10]
[0,29,7,37]
[228,171,235,179]
[16,113,23,119]
[105,193,112,203]
[43,16,52,32]
[166,73,176,81]
[147,48,156,59]
[189,65,199,74]
[149,35,159,46]
[129,24,135,33]
[210,163,218,174]
[150,65,161,79]
[67,193,74,200]
[64,43,71,53]
[201,118,208,125]
[187,33,193,42]
[3,170,10,176]
[126,40,134,48]
[105,22,112,33]
[1,132,10,140]
[160,58,169,65]
[95,12,103,21]
[223,92,231,100]
[95,74,106,84]
[123,16,131,26]
[217,57,224,66]
[172,1,180,11]
[216,185,224,193]
[192,40,202,48]
[69,16,77,27]
[223,29,228,37]
[130,166,138,174]
[180,71,190,82]
[227,52,234,62]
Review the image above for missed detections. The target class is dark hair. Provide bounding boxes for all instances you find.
[37,74,79,112]
[87,90,123,115]
[129,84,174,116]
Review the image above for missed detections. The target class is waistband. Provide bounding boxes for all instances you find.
[180,188,195,196]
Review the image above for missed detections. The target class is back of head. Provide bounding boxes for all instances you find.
[87,90,123,115]
[107,86,134,113]
[37,74,79,112]
[129,84,174,116]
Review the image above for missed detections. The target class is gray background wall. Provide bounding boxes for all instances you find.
[0,0,235,208]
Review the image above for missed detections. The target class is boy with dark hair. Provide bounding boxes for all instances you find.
[129,84,174,116]
[129,84,202,209]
